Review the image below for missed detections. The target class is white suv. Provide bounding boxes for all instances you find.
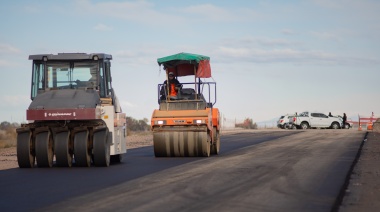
[277,115,293,129]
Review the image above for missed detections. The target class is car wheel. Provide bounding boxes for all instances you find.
[300,122,309,130]
[331,122,340,129]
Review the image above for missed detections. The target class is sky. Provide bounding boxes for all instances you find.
[0,0,379,124]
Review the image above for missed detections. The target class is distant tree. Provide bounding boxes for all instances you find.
[0,121,17,148]
[126,117,150,132]
[235,118,257,129]
[0,121,11,130]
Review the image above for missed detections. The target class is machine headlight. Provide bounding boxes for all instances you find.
[194,120,205,124]
[156,120,166,125]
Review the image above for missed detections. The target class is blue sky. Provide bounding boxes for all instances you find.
[1,0,379,124]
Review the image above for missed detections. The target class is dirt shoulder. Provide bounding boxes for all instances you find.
[339,132,380,211]
[0,146,17,170]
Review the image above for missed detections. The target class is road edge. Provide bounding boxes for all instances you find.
[331,131,368,212]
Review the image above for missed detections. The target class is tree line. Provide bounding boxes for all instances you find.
[235,118,258,129]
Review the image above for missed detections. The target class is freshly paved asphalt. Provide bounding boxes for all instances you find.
[0,130,365,212]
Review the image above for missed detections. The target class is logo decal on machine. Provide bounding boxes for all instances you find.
[44,112,77,117]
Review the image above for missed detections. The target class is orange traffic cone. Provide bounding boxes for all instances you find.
[367,122,373,130]
[358,124,362,131]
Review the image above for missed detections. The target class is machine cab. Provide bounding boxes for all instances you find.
[29,53,113,100]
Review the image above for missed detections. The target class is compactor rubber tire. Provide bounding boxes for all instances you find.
[35,131,54,168]
[93,129,110,167]
[74,131,91,167]
[54,131,73,167]
[17,131,35,168]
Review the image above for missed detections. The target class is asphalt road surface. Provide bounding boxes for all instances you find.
[0,130,365,212]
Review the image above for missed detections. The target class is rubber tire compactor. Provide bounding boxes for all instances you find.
[17,53,127,168]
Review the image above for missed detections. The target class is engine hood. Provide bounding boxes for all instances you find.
[29,89,101,110]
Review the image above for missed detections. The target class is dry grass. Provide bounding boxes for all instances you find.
[0,129,17,148]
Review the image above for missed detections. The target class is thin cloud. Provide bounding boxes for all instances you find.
[114,50,157,65]
[181,4,235,21]
[311,0,380,21]
[310,31,340,42]
[93,23,113,31]
[216,46,379,65]
[120,100,137,108]
[3,95,30,107]
[221,37,302,48]
[0,43,21,54]
[0,60,12,67]
[282,29,295,35]
[0,44,23,67]
[74,1,259,26]
[75,0,181,25]
[256,38,298,47]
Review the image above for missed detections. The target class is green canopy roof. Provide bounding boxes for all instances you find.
[157,52,210,65]
[157,52,212,78]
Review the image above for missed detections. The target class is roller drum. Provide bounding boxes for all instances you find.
[153,128,210,157]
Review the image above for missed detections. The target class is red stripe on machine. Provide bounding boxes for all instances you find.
[27,108,98,121]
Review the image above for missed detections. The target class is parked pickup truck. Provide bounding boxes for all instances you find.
[291,111,343,129]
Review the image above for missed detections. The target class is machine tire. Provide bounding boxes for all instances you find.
[54,131,73,167]
[74,130,91,167]
[35,131,54,168]
[93,129,110,167]
[17,131,35,168]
